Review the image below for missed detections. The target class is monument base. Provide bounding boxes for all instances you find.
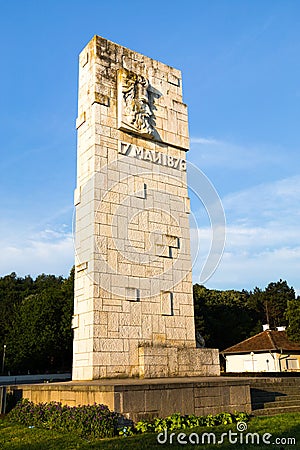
[139,346,220,378]
[73,346,220,380]
[7,377,250,421]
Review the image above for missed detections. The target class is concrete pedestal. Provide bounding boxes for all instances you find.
[7,377,251,421]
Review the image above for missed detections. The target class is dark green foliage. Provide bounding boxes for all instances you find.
[246,280,296,329]
[0,273,33,352]
[8,400,249,439]
[264,279,295,328]
[193,285,257,350]
[8,399,119,439]
[0,267,297,375]
[0,268,74,374]
[194,279,297,351]
[286,299,300,342]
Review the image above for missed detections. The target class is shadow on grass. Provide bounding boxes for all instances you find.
[0,419,160,450]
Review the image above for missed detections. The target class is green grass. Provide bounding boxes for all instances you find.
[1,413,300,449]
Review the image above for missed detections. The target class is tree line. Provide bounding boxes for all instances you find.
[0,269,74,374]
[0,270,299,374]
[194,279,300,350]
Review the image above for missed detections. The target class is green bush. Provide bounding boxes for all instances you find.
[8,399,119,438]
[135,411,250,434]
[8,399,250,439]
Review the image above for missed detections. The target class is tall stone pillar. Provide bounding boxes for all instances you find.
[72,36,219,380]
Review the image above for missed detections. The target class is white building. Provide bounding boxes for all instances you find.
[222,328,300,373]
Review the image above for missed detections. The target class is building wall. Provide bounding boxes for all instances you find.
[226,352,279,372]
[226,352,300,373]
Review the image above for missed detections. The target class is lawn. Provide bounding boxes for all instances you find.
[0,413,299,449]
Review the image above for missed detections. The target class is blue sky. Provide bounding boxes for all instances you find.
[0,0,299,293]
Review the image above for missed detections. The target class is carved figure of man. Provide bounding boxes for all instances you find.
[121,71,155,138]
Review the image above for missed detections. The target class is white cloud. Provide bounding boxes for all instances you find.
[190,173,300,293]
[189,136,285,169]
[207,246,300,294]
[0,229,74,278]
[223,175,300,225]
[191,224,300,294]
[225,225,299,252]
[190,137,221,145]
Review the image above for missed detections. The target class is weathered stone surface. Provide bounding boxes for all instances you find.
[7,378,252,421]
[72,36,219,380]
[138,346,220,377]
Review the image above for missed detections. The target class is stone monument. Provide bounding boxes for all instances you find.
[72,36,219,380]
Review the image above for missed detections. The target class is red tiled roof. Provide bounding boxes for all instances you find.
[222,330,300,354]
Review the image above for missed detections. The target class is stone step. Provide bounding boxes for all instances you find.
[251,391,300,400]
[251,387,300,395]
[250,382,300,389]
[252,397,300,406]
[252,405,300,416]
[252,393,299,402]
[250,380,300,389]
[251,381,300,385]
[249,378,300,415]
[253,399,300,409]
[252,391,300,399]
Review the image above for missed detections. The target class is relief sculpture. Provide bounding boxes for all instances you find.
[118,68,155,138]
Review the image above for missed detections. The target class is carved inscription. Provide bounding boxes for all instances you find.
[119,142,186,171]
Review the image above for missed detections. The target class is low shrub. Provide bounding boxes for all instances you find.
[8,399,250,439]
[8,399,119,438]
[135,411,250,434]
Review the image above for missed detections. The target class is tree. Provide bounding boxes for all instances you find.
[4,268,74,374]
[193,284,256,351]
[264,280,295,328]
[286,299,300,342]
[0,272,34,358]
[246,280,295,329]
[193,280,296,351]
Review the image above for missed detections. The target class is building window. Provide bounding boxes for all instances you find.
[156,235,180,258]
[134,177,147,199]
[286,359,299,370]
[125,287,140,302]
[161,291,174,316]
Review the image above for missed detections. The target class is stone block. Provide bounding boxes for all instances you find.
[93,352,111,365]
[121,389,145,413]
[229,385,250,406]
[99,339,124,352]
[145,389,162,412]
